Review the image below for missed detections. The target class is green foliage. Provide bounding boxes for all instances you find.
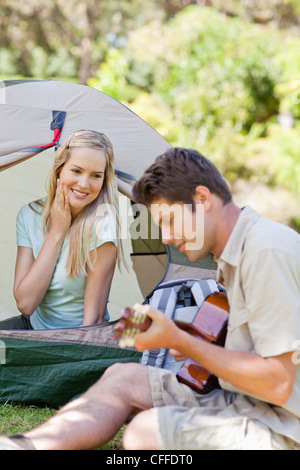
[0,48,17,75]
[30,47,78,79]
[248,122,300,197]
[89,49,141,102]
[124,7,281,130]
[91,5,300,203]
[276,36,300,119]
[1,2,300,215]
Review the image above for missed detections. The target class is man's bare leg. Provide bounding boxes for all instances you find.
[123,408,159,450]
[24,363,153,450]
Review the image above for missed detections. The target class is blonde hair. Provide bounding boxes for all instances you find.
[41,129,122,278]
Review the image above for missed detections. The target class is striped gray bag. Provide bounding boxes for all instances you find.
[140,278,225,374]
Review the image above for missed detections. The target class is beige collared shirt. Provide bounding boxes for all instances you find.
[215,206,300,441]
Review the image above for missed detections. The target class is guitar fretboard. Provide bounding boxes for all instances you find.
[114,304,151,348]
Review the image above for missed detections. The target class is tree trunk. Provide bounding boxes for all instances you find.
[79,37,92,85]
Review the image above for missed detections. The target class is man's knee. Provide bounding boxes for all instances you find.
[123,408,159,450]
[89,362,147,394]
[103,362,145,381]
[84,362,151,413]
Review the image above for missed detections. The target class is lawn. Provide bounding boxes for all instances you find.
[0,403,124,450]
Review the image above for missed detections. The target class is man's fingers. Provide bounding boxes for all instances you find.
[169,348,187,362]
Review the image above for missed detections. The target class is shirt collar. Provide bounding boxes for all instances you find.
[215,206,260,268]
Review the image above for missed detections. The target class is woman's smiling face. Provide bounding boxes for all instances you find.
[59,147,106,218]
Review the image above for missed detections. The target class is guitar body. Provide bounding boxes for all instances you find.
[176,291,229,394]
[114,291,229,394]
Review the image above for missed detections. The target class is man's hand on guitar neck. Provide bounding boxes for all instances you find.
[133,303,187,355]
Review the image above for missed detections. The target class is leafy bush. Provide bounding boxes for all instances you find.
[120,7,281,129]
[0,48,17,75]
[90,5,300,202]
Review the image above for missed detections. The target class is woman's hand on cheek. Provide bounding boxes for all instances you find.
[50,179,72,237]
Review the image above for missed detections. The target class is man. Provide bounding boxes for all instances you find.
[1,147,300,450]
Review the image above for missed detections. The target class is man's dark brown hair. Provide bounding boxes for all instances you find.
[132,147,232,207]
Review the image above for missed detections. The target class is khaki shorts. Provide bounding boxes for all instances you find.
[149,367,300,450]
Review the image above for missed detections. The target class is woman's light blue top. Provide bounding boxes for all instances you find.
[16,202,117,329]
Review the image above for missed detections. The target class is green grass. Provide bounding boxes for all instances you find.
[0,403,55,435]
[0,403,124,450]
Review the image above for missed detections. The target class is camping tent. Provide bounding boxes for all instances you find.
[0,79,217,406]
[0,79,173,321]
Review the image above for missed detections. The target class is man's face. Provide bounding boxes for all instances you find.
[150,198,210,262]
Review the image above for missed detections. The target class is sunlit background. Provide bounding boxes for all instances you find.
[1,0,299,229]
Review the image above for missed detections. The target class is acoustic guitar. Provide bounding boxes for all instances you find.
[114,291,229,394]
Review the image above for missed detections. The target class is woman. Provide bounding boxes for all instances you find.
[0,130,121,330]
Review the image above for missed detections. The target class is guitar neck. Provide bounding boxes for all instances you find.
[113,306,152,347]
[114,292,229,348]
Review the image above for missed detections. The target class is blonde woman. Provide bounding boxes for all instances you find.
[0,130,120,330]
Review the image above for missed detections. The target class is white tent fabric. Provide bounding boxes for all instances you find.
[0,80,170,178]
[0,79,171,321]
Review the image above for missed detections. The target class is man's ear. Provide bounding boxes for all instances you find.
[193,185,212,211]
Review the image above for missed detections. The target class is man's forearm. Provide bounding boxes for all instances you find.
[173,328,296,406]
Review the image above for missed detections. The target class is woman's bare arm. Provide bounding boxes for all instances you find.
[13,183,71,316]
[82,242,117,325]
